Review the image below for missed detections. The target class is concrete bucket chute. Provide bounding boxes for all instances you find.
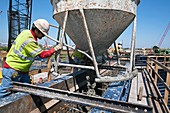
[49,0,140,82]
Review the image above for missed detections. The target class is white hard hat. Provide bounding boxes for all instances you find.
[34,19,50,36]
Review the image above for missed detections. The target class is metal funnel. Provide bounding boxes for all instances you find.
[51,0,137,57]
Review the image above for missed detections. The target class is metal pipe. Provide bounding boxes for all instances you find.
[79,9,101,78]
[49,24,59,28]
[54,26,61,72]
[58,63,94,70]
[129,0,137,73]
[45,34,93,61]
[113,41,120,65]
[55,11,68,73]
[64,33,72,63]
[47,23,93,61]
[7,0,12,51]
[28,0,32,30]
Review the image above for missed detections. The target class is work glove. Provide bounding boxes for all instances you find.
[54,44,62,51]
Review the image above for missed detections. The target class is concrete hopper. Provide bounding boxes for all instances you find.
[50,0,139,82]
[51,0,138,57]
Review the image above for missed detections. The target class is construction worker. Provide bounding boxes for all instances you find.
[72,46,85,72]
[71,46,93,72]
[0,19,62,98]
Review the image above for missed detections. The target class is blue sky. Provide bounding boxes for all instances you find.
[0,0,170,48]
[119,0,170,48]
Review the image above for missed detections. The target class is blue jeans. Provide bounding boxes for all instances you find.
[0,68,30,98]
[73,56,84,72]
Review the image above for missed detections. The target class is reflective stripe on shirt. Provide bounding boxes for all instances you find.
[13,49,34,62]
[30,47,42,57]
[13,38,38,62]
[19,38,35,52]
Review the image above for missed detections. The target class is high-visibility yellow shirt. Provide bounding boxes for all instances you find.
[73,50,84,59]
[6,30,43,72]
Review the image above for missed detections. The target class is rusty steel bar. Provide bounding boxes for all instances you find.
[79,9,100,78]
[11,82,153,113]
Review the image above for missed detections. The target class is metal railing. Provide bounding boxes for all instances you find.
[146,56,170,111]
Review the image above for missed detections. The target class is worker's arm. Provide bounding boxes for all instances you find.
[38,48,55,58]
[38,44,62,58]
[23,41,55,59]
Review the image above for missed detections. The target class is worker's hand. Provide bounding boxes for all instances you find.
[54,44,62,51]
